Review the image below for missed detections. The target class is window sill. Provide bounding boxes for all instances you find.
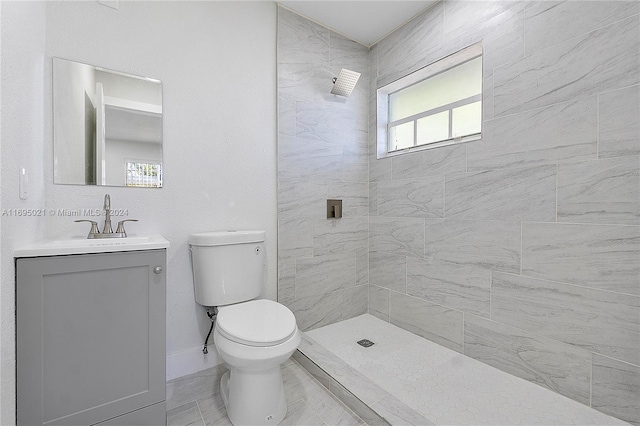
[377,133,481,160]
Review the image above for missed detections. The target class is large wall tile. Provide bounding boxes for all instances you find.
[425,219,521,273]
[522,223,640,295]
[376,2,445,87]
[599,85,640,158]
[328,181,368,218]
[343,285,368,321]
[296,101,358,142]
[278,62,331,103]
[295,265,353,299]
[369,182,378,216]
[369,251,406,293]
[296,252,356,279]
[369,285,389,322]
[441,1,524,72]
[290,290,344,332]
[389,292,464,352]
[355,248,369,286]
[494,15,639,116]
[557,156,640,225]
[467,97,597,171]
[592,354,640,426]
[369,217,425,259]
[330,31,369,80]
[278,260,296,306]
[377,176,444,219]
[313,218,368,257]
[370,154,392,183]
[277,7,330,64]
[483,73,494,121]
[342,132,369,165]
[445,165,556,221]
[338,160,368,184]
[278,180,327,221]
[445,0,523,40]
[278,216,313,260]
[278,7,370,333]
[278,93,297,136]
[391,143,466,180]
[407,258,490,318]
[524,1,639,56]
[492,272,640,365]
[278,134,343,184]
[464,315,592,405]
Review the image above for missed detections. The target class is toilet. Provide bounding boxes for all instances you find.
[188,230,300,426]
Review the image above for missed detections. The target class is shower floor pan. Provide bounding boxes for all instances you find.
[298,314,626,426]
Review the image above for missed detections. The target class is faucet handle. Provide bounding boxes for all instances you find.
[75,220,100,239]
[115,219,138,237]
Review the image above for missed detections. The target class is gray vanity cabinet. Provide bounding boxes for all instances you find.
[16,249,167,426]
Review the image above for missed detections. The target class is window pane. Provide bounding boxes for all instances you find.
[389,56,482,122]
[452,101,481,138]
[126,161,162,188]
[389,121,414,151]
[417,111,449,145]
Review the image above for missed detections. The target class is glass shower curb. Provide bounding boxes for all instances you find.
[294,333,434,426]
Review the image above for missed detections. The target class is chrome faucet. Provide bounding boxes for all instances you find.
[103,194,113,234]
[75,194,138,239]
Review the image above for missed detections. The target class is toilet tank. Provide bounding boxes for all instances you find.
[188,230,265,307]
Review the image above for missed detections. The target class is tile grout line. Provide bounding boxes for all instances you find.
[194,399,206,426]
[590,352,593,408]
[596,92,600,159]
[555,163,559,224]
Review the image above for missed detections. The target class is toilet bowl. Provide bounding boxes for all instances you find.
[214,299,301,425]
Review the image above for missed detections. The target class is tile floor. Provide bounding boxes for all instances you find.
[307,314,628,426]
[165,358,366,426]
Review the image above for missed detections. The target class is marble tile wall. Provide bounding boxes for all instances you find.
[368,1,640,425]
[278,2,639,425]
[277,7,370,331]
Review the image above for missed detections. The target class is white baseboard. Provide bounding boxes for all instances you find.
[166,345,223,382]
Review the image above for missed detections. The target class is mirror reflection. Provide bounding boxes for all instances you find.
[53,58,163,187]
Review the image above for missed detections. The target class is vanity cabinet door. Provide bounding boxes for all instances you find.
[16,249,166,426]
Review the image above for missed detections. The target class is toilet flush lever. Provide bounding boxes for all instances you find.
[153,266,163,274]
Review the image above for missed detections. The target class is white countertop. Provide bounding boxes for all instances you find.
[14,235,170,257]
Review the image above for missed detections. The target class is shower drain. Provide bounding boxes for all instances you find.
[357,339,375,348]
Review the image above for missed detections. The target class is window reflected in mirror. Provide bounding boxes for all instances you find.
[53,58,163,188]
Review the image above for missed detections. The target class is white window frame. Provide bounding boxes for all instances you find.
[376,42,483,159]
[125,159,163,188]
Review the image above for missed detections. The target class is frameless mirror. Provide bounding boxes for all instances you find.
[53,58,163,187]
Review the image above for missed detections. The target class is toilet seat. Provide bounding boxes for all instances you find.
[216,299,297,347]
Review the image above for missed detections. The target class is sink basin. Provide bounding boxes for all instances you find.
[47,236,153,247]
[14,235,170,257]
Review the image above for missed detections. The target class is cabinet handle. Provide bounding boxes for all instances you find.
[153,266,163,274]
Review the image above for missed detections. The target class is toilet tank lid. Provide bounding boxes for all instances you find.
[188,230,265,246]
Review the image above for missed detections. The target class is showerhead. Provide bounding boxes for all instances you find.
[331,68,361,97]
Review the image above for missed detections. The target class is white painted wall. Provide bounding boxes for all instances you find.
[2,1,277,423]
[45,0,278,376]
[0,2,48,424]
